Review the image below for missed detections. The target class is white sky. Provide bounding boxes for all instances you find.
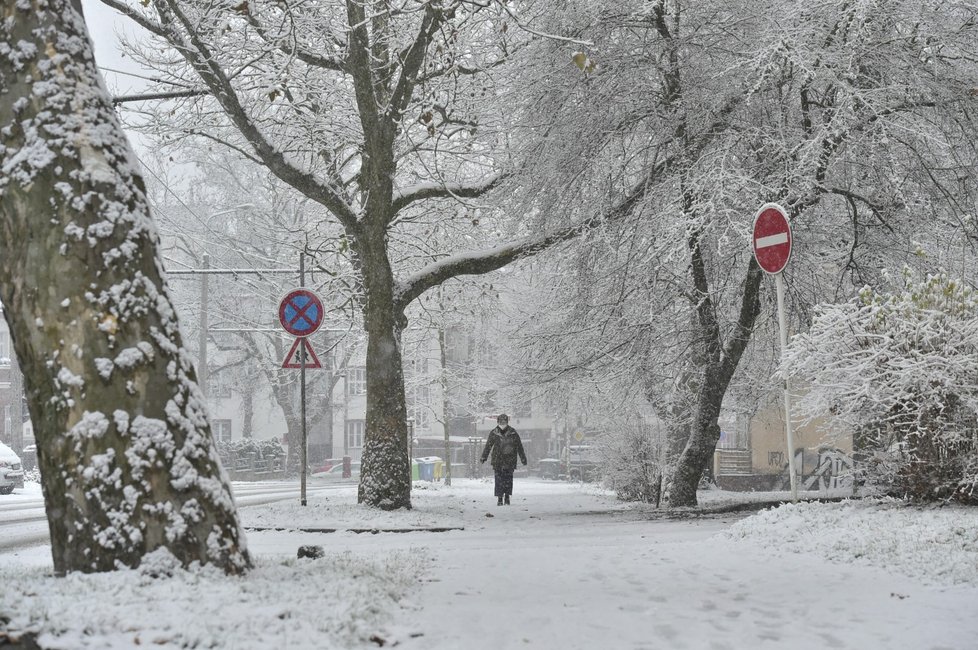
[81,0,152,95]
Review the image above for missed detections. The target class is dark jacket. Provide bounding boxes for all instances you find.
[481,426,527,471]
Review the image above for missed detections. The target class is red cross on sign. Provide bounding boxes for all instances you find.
[752,203,792,275]
[278,289,324,337]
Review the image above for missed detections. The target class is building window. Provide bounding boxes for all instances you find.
[407,356,429,376]
[346,420,365,449]
[445,330,468,363]
[409,385,430,432]
[212,419,232,443]
[347,367,366,396]
[0,332,9,366]
[210,372,233,399]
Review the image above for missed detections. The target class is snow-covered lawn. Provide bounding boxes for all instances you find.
[1,478,976,649]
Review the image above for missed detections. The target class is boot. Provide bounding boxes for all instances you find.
[497,497,503,506]
[504,494,510,505]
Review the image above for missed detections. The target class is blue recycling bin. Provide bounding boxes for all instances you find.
[417,459,435,481]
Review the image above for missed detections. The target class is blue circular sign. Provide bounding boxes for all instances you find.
[278,289,324,336]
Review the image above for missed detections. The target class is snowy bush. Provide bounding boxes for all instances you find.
[216,438,286,472]
[602,419,665,505]
[783,268,978,503]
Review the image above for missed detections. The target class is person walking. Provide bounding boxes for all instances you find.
[480,413,527,505]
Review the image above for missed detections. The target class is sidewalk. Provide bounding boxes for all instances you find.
[338,482,976,650]
[2,478,975,649]
[245,479,977,649]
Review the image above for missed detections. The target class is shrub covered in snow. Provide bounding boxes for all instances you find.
[218,438,285,460]
[601,418,665,505]
[784,268,978,504]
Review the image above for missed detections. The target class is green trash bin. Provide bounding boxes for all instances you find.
[411,460,420,480]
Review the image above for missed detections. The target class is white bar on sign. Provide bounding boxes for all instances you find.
[755,232,788,249]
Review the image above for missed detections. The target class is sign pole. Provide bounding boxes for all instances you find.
[751,202,798,503]
[275,267,324,507]
[775,273,798,502]
[300,252,307,507]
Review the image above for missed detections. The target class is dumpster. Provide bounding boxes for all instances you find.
[414,456,442,482]
[411,460,420,480]
[433,459,444,481]
[416,458,433,482]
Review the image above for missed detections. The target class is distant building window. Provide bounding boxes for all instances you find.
[407,356,429,376]
[445,330,468,363]
[213,419,232,443]
[347,367,366,396]
[346,420,364,449]
[513,396,532,419]
[409,385,430,432]
[0,332,9,366]
[475,340,495,368]
[210,372,233,399]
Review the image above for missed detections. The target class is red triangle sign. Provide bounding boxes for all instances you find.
[282,337,322,369]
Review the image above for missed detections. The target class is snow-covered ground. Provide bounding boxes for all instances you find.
[1,478,976,649]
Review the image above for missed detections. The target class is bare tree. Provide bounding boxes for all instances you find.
[0,0,249,574]
[512,0,978,506]
[97,0,622,509]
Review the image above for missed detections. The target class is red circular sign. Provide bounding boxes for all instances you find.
[278,289,324,337]
[752,203,792,274]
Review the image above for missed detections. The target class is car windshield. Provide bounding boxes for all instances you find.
[0,442,20,462]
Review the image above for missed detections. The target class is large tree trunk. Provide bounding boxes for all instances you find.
[668,248,764,507]
[0,0,249,574]
[357,235,411,509]
[668,376,727,506]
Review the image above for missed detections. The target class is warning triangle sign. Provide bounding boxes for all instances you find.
[282,337,322,369]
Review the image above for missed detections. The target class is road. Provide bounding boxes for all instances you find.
[0,481,338,553]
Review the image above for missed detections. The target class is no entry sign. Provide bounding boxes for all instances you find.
[752,203,792,274]
[751,201,799,501]
[278,289,324,337]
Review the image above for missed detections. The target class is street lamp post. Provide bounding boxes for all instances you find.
[407,417,415,484]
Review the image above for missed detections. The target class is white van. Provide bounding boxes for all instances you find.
[0,441,24,494]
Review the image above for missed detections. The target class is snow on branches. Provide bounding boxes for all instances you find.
[784,268,978,503]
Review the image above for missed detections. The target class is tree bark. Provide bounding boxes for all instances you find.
[668,254,764,507]
[0,0,249,574]
[357,232,411,509]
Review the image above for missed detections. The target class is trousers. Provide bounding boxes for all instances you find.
[494,468,514,497]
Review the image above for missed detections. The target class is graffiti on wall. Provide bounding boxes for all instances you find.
[798,447,853,491]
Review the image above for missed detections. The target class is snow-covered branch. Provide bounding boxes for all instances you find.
[390,173,505,217]
[394,172,652,310]
[144,0,361,231]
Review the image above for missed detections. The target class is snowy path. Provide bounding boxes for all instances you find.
[246,479,975,649]
[390,484,972,649]
[3,479,975,649]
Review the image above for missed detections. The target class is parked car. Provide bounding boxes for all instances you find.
[310,462,360,480]
[0,442,25,495]
[567,445,601,482]
[312,458,343,474]
[538,458,562,479]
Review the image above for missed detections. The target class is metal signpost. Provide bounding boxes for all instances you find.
[751,203,798,502]
[277,254,324,506]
